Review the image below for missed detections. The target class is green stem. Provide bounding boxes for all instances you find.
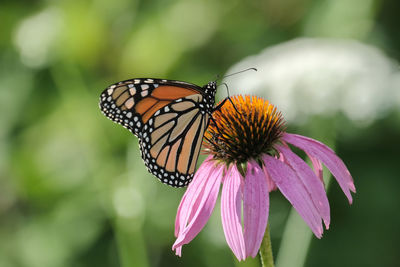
[259,225,274,267]
[115,217,149,267]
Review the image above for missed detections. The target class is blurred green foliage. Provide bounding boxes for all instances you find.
[1,0,399,267]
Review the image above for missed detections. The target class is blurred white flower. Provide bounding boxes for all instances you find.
[13,7,63,68]
[225,38,400,126]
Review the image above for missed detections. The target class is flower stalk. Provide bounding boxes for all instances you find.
[259,225,274,267]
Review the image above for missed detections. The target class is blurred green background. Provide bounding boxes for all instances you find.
[1,0,399,267]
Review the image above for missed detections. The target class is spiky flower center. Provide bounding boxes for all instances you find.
[204,95,285,165]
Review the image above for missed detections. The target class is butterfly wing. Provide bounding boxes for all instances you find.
[99,78,202,135]
[99,78,210,187]
[139,95,210,186]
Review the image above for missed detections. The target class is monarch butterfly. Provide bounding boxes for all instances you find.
[99,78,219,187]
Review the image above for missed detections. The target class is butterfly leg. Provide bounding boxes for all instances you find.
[208,115,223,135]
[209,98,230,136]
[213,97,227,112]
[213,97,240,114]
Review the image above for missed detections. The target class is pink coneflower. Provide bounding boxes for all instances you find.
[172,95,355,261]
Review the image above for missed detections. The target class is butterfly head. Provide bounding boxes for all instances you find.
[203,81,217,107]
[206,81,217,90]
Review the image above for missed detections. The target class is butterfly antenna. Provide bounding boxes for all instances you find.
[214,67,257,82]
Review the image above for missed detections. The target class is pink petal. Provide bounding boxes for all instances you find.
[175,247,182,257]
[306,152,324,183]
[277,145,330,229]
[243,161,269,258]
[172,157,224,254]
[265,169,277,192]
[174,156,213,236]
[221,164,246,261]
[263,155,324,238]
[282,133,355,204]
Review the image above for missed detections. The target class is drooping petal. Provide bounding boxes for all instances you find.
[265,169,277,192]
[277,145,330,229]
[175,246,182,257]
[306,152,324,183]
[173,157,224,254]
[243,161,269,258]
[174,156,213,236]
[282,133,355,204]
[263,155,324,238]
[221,164,246,261]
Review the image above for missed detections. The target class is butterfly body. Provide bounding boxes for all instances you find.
[99,78,217,187]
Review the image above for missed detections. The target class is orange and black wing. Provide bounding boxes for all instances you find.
[99,78,210,187]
